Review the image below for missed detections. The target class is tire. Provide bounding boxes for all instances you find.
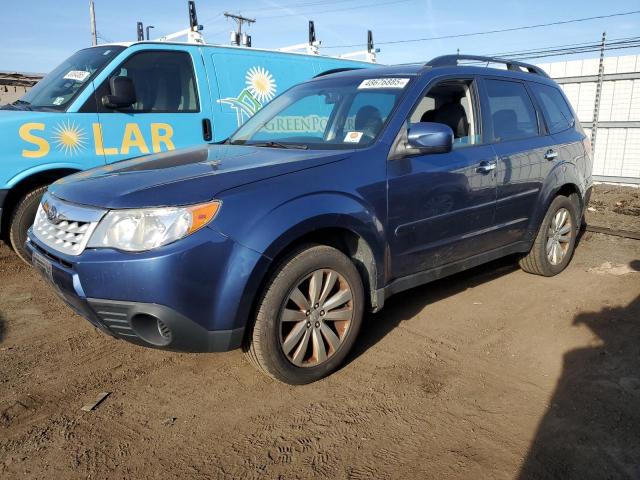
[244,244,364,384]
[9,185,47,264]
[519,195,579,277]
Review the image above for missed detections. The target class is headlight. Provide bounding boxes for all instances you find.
[87,201,220,252]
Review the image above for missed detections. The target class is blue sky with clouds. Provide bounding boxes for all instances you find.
[1,0,639,73]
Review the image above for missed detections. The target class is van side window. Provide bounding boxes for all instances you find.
[485,79,538,142]
[529,83,576,134]
[410,80,480,148]
[94,51,199,113]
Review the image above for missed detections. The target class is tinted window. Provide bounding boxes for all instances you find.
[485,79,538,142]
[530,83,575,134]
[94,51,199,113]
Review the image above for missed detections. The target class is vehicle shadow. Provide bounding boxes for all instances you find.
[345,255,519,366]
[518,295,640,479]
[0,312,5,344]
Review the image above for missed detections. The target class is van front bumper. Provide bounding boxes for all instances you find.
[25,227,268,352]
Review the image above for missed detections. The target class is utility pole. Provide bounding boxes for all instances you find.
[224,12,255,46]
[89,0,98,46]
[591,32,607,152]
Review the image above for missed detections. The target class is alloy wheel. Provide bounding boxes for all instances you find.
[546,207,572,265]
[279,269,354,367]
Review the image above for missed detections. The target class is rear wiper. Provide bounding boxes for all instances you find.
[251,141,309,150]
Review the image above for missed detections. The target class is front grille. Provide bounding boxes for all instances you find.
[33,209,92,254]
[32,193,105,256]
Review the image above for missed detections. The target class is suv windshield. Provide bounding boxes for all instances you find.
[229,75,411,149]
[16,46,124,111]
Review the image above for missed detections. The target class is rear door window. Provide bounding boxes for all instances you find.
[484,79,539,142]
[529,83,576,134]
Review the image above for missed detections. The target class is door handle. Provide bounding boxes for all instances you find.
[477,160,496,174]
[544,149,558,161]
[202,118,213,142]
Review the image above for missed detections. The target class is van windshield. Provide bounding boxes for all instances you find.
[229,76,411,150]
[16,46,124,111]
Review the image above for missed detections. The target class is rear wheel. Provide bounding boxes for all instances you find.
[244,244,364,384]
[519,195,578,276]
[9,186,47,264]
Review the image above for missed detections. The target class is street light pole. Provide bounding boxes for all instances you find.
[146,25,155,40]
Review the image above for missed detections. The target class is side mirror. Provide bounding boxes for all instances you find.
[406,122,453,154]
[102,76,136,109]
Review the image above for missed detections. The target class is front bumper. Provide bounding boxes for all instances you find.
[25,227,268,352]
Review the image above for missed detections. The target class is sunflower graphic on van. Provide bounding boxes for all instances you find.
[52,120,87,155]
[219,66,278,127]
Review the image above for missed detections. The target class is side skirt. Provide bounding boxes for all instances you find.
[374,241,530,311]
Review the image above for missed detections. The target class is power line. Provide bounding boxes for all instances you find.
[243,0,364,14]
[483,36,640,59]
[322,10,640,48]
[484,38,640,61]
[469,37,640,64]
[485,35,640,58]
[258,0,412,19]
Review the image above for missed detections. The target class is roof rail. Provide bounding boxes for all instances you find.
[426,55,549,77]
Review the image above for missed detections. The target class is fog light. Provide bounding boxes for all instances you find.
[130,314,172,346]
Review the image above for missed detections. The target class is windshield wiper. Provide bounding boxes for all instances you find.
[4,99,32,111]
[250,141,309,150]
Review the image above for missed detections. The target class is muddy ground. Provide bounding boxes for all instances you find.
[0,186,639,480]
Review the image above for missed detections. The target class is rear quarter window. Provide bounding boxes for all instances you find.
[530,83,576,134]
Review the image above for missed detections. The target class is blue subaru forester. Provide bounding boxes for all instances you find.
[26,55,593,384]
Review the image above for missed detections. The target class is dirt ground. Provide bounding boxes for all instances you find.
[0,186,639,480]
[585,184,640,232]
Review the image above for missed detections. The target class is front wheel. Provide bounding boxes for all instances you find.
[9,185,47,264]
[519,195,578,276]
[244,244,364,384]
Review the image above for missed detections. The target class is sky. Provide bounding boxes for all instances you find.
[1,0,639,74]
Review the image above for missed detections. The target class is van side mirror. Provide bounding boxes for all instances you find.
[406,122,454,154]
[102,76,136,109]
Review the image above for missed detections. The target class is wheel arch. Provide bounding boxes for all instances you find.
[1,167,81,239]
[528,162,586,239]
[266,225,380,311]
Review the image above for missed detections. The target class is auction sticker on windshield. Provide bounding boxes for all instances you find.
[63,70,91,82]
[358,78,410,89]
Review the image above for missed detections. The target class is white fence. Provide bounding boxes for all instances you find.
[538,55,640,184]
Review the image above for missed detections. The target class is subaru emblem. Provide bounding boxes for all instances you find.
[44,202,58,223]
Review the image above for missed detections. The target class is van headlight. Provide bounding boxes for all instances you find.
[87,201,220,252]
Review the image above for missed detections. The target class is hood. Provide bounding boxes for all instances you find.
[49,144,349,209]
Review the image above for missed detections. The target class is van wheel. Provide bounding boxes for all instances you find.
[9,186,47,264]
[244,244,364,384]
[519,195,578,276]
